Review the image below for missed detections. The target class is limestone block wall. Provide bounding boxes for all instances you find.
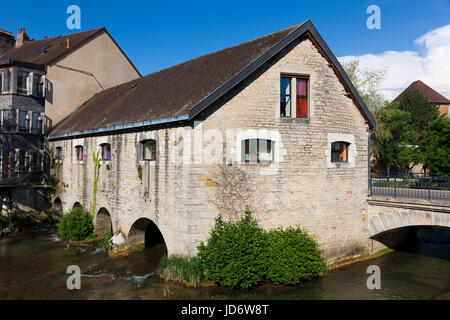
[51,36,371,262]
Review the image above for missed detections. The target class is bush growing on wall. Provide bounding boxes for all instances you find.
[197,214,267,289]
[57,206,94,241]
[265,227,327,285]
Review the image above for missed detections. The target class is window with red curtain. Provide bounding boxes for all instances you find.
[296,78,308,118]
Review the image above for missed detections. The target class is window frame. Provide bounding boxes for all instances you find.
[75,145,84,161]
[16,70,30,95]
[331,141,350,163]
[242,138,274,164]
[55,146,63,161]
[141,139,157,161]
[280,74,310,119]
[280,77,291,118]
[100,143,111,161]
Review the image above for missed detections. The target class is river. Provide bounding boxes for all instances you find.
[0,227,449,300]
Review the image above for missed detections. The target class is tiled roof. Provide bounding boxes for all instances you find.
[0,28,105,65]
[49,21,376,138]
[393,80,450,104]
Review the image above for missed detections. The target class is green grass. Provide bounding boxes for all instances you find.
[157,255,203,287]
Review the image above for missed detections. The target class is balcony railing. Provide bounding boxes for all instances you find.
[369,174,450,200]
[0,109,52,135]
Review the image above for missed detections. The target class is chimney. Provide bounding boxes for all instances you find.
[0,29,15,57]
[15,28,30,48]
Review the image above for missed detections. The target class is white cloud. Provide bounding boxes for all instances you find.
[339,24,450,101]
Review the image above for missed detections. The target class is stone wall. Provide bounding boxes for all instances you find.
[51,36,371,262]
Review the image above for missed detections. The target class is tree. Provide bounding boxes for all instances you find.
[341,59,387,112]
[398,90,440,142]
[372,102,420,175]
[422,118,450,174]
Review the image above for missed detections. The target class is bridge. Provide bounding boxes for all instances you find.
[367,174,450,252]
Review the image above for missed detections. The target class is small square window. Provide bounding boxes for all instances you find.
[331,142,349,162]
[242,139,274,163]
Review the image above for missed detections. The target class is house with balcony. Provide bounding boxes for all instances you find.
[0,27,140,214]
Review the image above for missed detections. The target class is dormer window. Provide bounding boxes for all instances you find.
[17,70,29,95]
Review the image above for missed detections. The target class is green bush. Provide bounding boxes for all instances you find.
[197,214,267,289]
[57,206,94,241]
[158,255,203,286]
[265,227,327,285]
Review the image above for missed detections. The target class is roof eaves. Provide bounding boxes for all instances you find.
[48,113,189,140]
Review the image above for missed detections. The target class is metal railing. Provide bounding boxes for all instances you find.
[369,174,450,200]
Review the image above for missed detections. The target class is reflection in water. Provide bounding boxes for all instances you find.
[0,227,449,300]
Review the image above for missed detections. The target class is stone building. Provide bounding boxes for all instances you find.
[0,27,139,213]
[48,21,376,263]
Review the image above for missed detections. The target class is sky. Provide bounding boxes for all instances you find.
[2,0,450,100]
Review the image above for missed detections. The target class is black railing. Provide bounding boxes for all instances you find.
[369,174,450,200]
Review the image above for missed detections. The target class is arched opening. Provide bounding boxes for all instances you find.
[128,218,166,250]
[72,202,82,209]
[52,198,63,216]
[94,208,113,238]
[371,225,450,260]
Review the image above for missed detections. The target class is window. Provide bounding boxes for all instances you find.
[17,70,29,94]
[280,76,309,118]
[280,77,291,117]
[31,112,41,134]
[141,140,156,161]
[55,147,63,161]
[18,110,28,132]
[0,70,2,93]
[18,150,26,172]
[31,151,38,171]
[296,78,308,118]
[100,143,111,161]
[75,145,84,161]
[33,74,44,97]
[242,139,274,163]
[1,69,10,93]
[2,109,16,132]
[331,142,349,162]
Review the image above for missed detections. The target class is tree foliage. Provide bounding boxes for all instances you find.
[422,118,450,174]
[341,58,387,111]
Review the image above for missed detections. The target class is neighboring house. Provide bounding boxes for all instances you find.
[393,80,450,118]
[0,27,139,213]
[48,20,376,263]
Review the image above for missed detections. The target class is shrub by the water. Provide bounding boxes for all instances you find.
[158,255,203,286]
[197,214,267,289]
[57,206,94,241]
[99,231,113,250]
[265,226,327,285]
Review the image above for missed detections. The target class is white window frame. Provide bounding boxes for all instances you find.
[326,133,357,168]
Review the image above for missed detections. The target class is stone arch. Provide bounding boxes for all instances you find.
[94,207,113,238]
[127,218,166,250]
[72,202,82,209]
[52,197,63,216]
[369,210,449,238]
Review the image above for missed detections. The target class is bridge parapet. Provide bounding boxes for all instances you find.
[367,196,450,238]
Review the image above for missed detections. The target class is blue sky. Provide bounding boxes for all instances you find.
[1,0,449,75]
[2,0,450,98]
